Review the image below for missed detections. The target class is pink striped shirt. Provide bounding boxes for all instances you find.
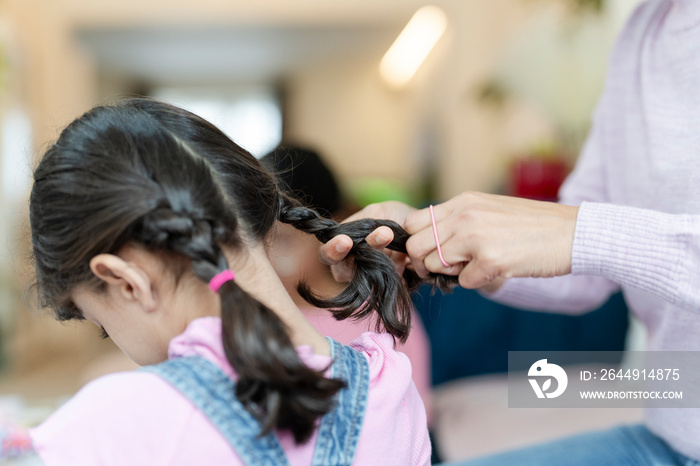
[488,0,700,459]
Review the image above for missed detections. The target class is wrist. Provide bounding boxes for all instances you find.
[560,204,579,275]
[479,278,505,293]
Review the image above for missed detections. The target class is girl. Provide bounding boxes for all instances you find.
[27,99,431,465]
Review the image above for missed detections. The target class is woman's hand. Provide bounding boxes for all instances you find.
[404,191,579,289]
[319,201,416,282]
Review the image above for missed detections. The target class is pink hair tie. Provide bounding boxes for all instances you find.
[429,205,452,268]
[209,269,235,293]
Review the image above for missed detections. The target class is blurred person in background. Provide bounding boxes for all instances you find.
[321,0,700,464]
[262,145,433,423]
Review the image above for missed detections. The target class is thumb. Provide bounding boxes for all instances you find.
[319,235,353,265]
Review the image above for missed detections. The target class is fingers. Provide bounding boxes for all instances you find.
[458,261,498,289]
[320,236,355,283]
[319,202,414,283]
[341,201,415,225]
[404,207,432,235]
[404,202,451,235]
[318,227,393,267]
[406,216,460,277]
[319,235,354,265]
[406,221,451,261]
[366,225,394,250]
[405,232,431,278]
[404,192,579,287]
[424,247,467,276]
[319,227,398,283]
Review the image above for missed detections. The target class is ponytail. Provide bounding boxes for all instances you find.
[219,281,344,443]
[138,207,344,444]
[278,195,457,344]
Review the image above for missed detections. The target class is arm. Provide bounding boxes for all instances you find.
[485,275,619,315]
[319,144,622,315]
[323,61,698,312]
[321,111,612,295]
[571,201,700,310]
[420,101,700,312]
[480,105,621,313]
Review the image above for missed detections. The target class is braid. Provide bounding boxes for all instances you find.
[135,202,344,443]
[30,98,403,446]
[134,208,229,281]
[278,194,457,344]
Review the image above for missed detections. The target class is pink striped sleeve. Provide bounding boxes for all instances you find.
[484,273,619,315]
[572,201,700,310]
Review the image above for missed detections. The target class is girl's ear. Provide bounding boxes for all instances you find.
[89,254,157,312]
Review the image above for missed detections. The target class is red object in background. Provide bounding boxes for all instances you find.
[510,157,569,201]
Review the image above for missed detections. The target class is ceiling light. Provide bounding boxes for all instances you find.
[380,5,447,88]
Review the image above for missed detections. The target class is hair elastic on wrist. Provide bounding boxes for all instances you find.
[209,269,235,293]
[430,205,452,268]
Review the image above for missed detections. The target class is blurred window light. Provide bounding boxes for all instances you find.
[0,107,32,279]
[153,88,282,158]
[1,108,32,204]
[380,5,447,88]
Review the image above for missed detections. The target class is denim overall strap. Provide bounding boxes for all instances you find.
[311,337,370,466]
[141,356,290,466]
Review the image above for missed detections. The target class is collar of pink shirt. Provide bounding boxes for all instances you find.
[167,316,332,379]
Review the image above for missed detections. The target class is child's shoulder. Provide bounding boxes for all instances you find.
[345,332,431,465]
[31,370,185,433]
[70,369,180,409]
[30,370,215,464]
[347,332,413,389]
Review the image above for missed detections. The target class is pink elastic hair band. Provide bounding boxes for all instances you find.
[209,269,235,293]
[429,205,452,268]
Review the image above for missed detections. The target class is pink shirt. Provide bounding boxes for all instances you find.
[30,317,431,465]
[302,306,433,423]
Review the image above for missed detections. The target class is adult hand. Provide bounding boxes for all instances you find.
[320,201,416,282]
[404,192,579,290]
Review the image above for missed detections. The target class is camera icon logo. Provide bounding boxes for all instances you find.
[528,359,568,399]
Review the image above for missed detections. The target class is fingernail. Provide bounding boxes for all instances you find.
[336,242,350,253]
[376,233,387,243]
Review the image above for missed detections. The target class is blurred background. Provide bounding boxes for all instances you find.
[0,0,644,462]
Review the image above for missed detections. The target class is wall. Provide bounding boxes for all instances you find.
[285,0,537,201]
[0,0,640,376]
[1,0,102,373]
[285,0,640,201]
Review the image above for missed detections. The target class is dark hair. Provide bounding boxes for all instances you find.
[122,98,457,336]
[30,98,451,444]
[261,145,341,219]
